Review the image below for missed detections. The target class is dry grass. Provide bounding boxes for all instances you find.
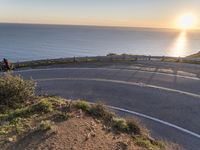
[0,75,182,150]
[0,73,36,111]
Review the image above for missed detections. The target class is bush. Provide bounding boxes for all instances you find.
[89,103,115,123]
[39,120,52,131]
[126,118,142,135]
[134,136,154,149]
[75,100,90,111]
[31,99,53,113]
[0,73,36,110]
[1,99,53,122]
[112,117,129,132]
[56,112,70,120]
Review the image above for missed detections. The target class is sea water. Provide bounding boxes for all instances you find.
[0,23,199,62]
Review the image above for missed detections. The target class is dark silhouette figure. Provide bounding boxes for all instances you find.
[3,58,10,71]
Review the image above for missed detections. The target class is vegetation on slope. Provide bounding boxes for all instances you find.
[187,51,200,58]
[0,74,181,150]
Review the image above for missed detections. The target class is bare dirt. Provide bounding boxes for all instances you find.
[10,116,145,150]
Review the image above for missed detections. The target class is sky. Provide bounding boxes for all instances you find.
[0,0,200,28]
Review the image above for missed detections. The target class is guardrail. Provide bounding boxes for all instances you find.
[10,55,200,69]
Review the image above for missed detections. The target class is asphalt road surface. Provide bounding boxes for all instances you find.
[14,63,200,150]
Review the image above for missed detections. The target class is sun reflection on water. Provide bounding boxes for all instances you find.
[169,31,188,57]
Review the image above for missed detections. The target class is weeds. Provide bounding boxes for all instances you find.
[89,103,115,123]
[112,117,129,132]
[0,117,31,137]
[31,99,53,113]
[134,136,165,150]
[134,136,154,149]
[74,100,90,111]
[1,99,53,122]
[126,118,142,135]
[39,120,52,131]
[56,112,70,121]
[0,73,36,110]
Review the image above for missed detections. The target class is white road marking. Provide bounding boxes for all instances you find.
[14,67,200,80]
[36,77,200,99]
[108,105,200,139]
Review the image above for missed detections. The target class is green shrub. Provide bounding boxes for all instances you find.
[4,107,31,121]
[112,117,129,132]
[89,103,115,123]
[1,99,53,122]
[39,120,52,131]
[0,73,36,110]
[126,118,142,135]
[31,99,53,113]
[0,117,31,136]
[134,136,158,149]
[134,136,153,149]
[11,118,31,134]
[56,112,70,120]
[75,100,90,111]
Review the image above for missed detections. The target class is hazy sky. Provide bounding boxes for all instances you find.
[0,0,200,28]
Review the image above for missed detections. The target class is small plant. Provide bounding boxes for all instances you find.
[126,118,142,135]
[134,136,154,149]
[39,120,52,131]
[112,117,129,132]
[89,103,115,123]
[0,123,11,135]
[0,117,31,137]
[31,99,53,113]
[0,73,36,110]
[1,100,53,122]
[57,112,70,120]
[75,100,90,111]
[11,118,31,135]
[134,136,165,150]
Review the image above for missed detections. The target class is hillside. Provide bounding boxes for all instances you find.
[187,51,200,58]
[0,74,181,150]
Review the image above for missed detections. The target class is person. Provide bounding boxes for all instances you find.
[3,58,10,71]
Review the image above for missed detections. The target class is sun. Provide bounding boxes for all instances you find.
[178,13,198,30]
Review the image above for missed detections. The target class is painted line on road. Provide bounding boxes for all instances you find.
[35,77,200,139]
[14,67,200,81]
[108,105,200,139]
[36,77,200,99]
[62,99,200,139]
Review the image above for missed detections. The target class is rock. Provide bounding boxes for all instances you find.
[91,131,96,137]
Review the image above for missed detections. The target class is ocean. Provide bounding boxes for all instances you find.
[0,23,200,62]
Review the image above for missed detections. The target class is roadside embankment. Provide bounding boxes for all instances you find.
[0,73,181,150]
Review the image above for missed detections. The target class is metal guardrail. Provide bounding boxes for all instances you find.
[71,55,199,62]
[13,55,200,69]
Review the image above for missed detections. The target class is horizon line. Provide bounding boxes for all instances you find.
[1,21,200,31]
[0,21,184,30]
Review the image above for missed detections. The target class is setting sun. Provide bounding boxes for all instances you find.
[178,13,198,29]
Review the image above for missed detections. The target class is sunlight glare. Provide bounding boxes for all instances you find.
[168,31,188,57]
[178,13,197,30]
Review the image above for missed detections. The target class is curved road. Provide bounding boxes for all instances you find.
[14,67,200,150]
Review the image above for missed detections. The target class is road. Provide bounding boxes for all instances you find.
[14,63,200,150]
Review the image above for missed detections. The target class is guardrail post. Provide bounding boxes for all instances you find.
[86,56,88,63]
[73,56,76,63]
